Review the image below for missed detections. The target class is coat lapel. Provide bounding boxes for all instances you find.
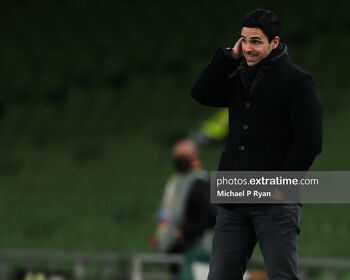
[248,67,279,100]
[247,57,291,101]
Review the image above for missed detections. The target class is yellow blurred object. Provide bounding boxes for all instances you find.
[201,109,228,141]
[24,272,46,280]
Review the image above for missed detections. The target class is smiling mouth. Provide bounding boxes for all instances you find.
[245,54,257,60]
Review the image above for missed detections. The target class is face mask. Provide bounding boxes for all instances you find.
[174,156,192,173]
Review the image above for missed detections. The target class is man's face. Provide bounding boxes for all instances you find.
[241,27,279,66]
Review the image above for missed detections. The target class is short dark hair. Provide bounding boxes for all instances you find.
[241,9,280,42]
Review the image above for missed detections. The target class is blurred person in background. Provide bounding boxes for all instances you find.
[151,138,217,278]
[191,9,322,280]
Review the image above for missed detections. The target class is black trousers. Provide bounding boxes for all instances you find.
[207,204,301,280]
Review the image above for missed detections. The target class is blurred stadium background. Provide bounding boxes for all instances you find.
[0,0,349,279]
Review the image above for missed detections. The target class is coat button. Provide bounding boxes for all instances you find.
[245,102,252,108]
[238,145,245,151]
[242,123,248,130]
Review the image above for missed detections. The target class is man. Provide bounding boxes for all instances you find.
[191,9,322,280]
[152,139,217,279]
[153,139,216,254]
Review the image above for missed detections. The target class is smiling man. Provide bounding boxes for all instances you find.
[191,9,323,280]
[239,27,279,66]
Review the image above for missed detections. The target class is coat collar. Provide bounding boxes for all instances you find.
[239,43,292,101]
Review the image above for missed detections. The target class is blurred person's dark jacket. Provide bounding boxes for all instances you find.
[155,169,217,253]
[176,177,217,251]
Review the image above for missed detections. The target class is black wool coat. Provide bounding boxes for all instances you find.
[191,44,322,171]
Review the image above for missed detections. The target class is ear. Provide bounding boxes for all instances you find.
[271,36,280,49]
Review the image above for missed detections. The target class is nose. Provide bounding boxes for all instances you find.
[244,42,253,53]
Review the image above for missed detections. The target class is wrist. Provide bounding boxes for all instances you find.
[231,50,241,60]
[223,48,237,59]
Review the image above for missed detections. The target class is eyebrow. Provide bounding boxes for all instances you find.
[241,35,263,40]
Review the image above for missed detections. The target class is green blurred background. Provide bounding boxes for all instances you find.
[0,0,349,259]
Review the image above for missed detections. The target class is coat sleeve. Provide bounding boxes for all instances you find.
[191,48,240,107]
[279,72,323,171]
